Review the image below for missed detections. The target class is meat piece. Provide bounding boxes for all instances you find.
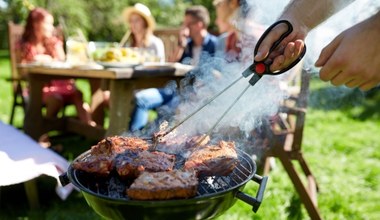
[155,134,210,155]
[72,136,150,176]
[114,150,176,179]
[184,134,210,150]
[184,141,238,176]
[91,136,150,157]
[127,170,198,200]
[72,154,113,176]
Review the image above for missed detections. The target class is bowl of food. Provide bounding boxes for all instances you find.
[92,46,142,68]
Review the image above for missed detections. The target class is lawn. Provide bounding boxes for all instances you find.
[0,50,379,220]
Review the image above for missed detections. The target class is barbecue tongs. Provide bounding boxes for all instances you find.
[152,20,306,145]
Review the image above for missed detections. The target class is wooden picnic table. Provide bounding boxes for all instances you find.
[18,62,192,141]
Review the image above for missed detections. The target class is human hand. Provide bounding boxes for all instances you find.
[254,17,308,73]
[178,26,189,48]
[315,13,380,91]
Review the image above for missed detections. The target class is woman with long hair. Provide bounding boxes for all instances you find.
[122,3,165,62]
[19,7,94,127]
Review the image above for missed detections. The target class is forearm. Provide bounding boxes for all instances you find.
[371,10,380,26]
[280,0,356,31]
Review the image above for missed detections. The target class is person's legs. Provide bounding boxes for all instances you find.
[41,93,64,149]
[91,90,110,127]
[155,88,179,121]
[69,90,95,126]
[129,88,165,131]
[44,94,64,118]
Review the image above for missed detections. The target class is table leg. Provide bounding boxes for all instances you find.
[106,79,135,136]
[23,75,45,140]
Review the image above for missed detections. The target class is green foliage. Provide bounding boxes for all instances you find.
[0,0,207,47]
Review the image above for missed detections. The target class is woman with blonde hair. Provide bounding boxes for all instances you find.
[91,3,166,126]
[122,3,165,62]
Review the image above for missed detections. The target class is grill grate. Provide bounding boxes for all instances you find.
[73,149,255,200]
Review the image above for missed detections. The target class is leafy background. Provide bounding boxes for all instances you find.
[0,0,217,48]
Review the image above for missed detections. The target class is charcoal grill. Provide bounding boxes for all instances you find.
[60,149,267,220]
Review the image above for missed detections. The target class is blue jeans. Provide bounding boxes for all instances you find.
[129,88,178,131]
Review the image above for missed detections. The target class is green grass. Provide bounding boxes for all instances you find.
[1,51,379,220]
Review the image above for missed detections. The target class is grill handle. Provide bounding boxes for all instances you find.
[59,172,71,186]
[236,174,268,213]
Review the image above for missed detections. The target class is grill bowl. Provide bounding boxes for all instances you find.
[61,149,267,220]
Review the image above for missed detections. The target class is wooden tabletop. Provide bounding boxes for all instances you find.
[18,62,193,79]
[19,62,193,141]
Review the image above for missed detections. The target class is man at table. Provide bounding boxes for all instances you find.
[129,5,218,132]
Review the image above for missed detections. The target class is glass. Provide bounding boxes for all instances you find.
[66,37,89,65]
[139,48,160,63]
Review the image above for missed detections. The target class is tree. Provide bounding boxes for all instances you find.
[0,0,215,49]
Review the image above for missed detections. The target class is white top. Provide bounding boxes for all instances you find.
[144,35,166,62]
[216,32,229,54]
[191,46,202,66]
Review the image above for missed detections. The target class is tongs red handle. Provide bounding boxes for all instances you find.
[243,20,307,85]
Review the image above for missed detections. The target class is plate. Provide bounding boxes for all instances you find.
[72,62,104,70]
[134,62,175,70]
[96,61,140,68]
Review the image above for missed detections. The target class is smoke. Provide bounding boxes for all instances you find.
[173,62,286,136]
[129,1,379,156]
[157,53,302,155]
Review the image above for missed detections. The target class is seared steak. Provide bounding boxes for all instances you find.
[155,134,210,155]
[91,136,150,157]
[184,134,211,150]
[72,155,113,176]
[127,170,198,200]
[73,136,150,176]
[184,141,238,176]
[114,150,176,179]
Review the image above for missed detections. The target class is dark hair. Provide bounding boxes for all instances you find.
[185,5,210,27]
[22,7,52,43]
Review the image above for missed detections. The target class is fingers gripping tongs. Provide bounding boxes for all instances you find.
[155,20,306,143]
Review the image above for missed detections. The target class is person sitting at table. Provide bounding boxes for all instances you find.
[128,5,218,132]
[18,7,94,131]
[122,3,165,62]
[90,3,165,127]
[175,5,219,65]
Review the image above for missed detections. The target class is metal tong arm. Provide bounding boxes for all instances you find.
[201,84,251,140]
[158,75,245,139]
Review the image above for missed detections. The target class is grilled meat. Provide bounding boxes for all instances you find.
[72,154,113,176]
[72,135,240,201]
[155,134,210,155]
[73,136,150,176]
[127,170,198,200]
[184,141,238,176]
[91,136,150,157]
[114,150,176,179]
[184,134,210,150]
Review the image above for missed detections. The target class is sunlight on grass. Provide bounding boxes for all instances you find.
[217,83,380,220]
